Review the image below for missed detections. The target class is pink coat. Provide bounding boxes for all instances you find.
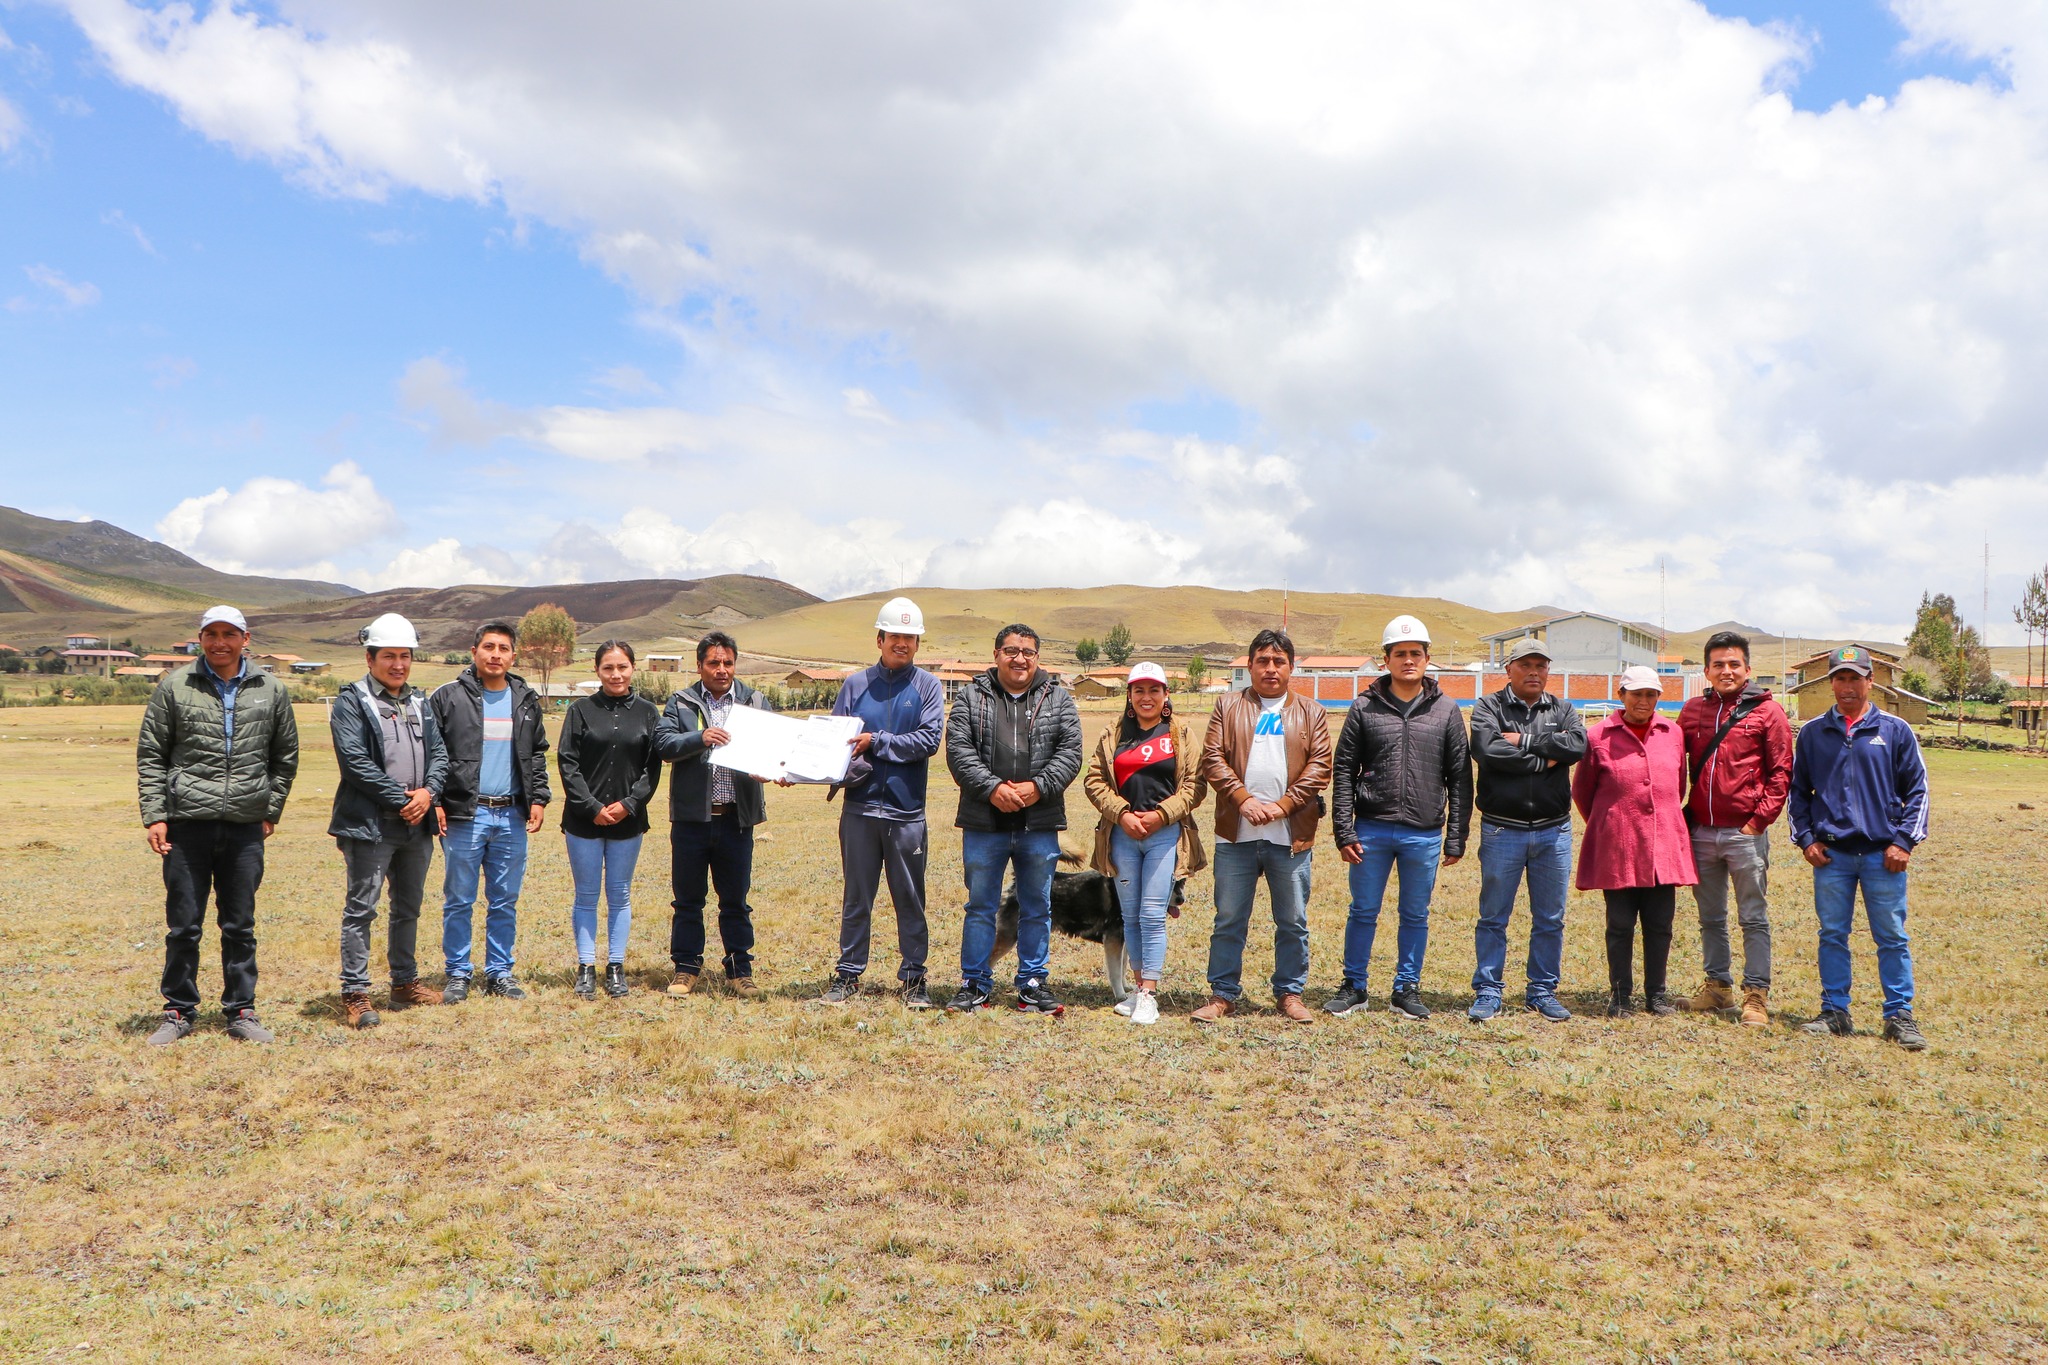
[1571,712,1700,891]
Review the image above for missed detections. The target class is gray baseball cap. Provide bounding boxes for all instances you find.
[1503,636,1551,663]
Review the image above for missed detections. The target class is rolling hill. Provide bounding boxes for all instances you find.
[0,505,357,608]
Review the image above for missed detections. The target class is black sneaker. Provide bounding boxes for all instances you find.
[573,965,596,1000]
[1323,983,1371,1017]
[1801,1008,1854,1037]
[442,976,471,1005]
[1647,990,1677,1017]
[482,974,527,1000]
[602,964,630,998]
[1882,1012,1927,1051]
[819,973,860,1005]
[1606,993,1636,1018]
[946,984,992,1013]
[901,977,932,1010]
[147,1011,193,1046]
[1014,978,1065,1016]
[1389,986,1430,1020]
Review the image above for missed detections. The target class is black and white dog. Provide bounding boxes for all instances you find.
[993,862,1187,1003]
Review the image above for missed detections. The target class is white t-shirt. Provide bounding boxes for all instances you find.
[1236,694,1294,845]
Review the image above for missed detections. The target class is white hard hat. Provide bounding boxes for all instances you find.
[1381,614,1431,648]
[359,613,420,650]
[874,596,925,636]
[1127,662,1169,688]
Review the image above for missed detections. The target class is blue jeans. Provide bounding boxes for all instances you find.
[1813,848,1915,1018]
[1473,821,1572,1001]
[959,828,1062,990]
[1341,820,1443,992]
[566,832,642,966]
[441,806,528,980]
[1111,823,1180,981]
[1207,840,1312,1002]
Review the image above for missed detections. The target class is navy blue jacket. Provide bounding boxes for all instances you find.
[328,677,449,842]
[1788,706,1929,852]
[831,661,945,818]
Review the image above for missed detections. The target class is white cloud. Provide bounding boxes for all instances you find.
[101,208,159,256]
[60,0,2048,637]
[157,460,400,577]
[354,536,522,590]
[0,91,21,152]
[13,264,100,310]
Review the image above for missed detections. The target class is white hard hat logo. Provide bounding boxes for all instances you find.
[900,613,910,624]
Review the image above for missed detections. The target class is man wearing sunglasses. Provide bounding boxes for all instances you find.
[329,613,447,1029]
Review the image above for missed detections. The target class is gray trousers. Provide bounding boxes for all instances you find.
[836,809,929,982]
[340,822,433,992]
[1689,824,1772,990]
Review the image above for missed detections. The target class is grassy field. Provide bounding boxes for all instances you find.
[4,701,2046,1362]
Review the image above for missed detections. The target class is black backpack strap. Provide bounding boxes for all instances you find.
[1696,695,1765,770]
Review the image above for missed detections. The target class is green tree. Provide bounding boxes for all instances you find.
[1102,622,1134,666]
[1937,623,1989,736]
[1905,592,1959,680]
[1073,637,1100,667]
[2014,570,2048,748]
[1185,654,1207,692]
[515,603,577,696]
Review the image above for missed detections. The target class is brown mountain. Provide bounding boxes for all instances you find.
[0,505,357,608]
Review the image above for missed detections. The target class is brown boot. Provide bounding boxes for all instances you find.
[726,975,759,999]
[1276,993,1313,1024]
[666,969,698,999]
[388,980,439,1009]
[1675,978,1737,1013]
[1189,995,1237,1024]
[1741,987,1770,1028]
[342,991,380,1030]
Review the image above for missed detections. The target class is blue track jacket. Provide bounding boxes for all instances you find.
[831,661,945,819]
[1788,706,1930,852]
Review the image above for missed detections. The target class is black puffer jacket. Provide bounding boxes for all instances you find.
[429,667,551,821]
[556,690,663,840]
[1469,685,1586,829]
[1331,675,1473,856]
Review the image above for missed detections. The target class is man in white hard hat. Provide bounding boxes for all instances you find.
[137,605,300,1045]
[1323,616,1471,1020]
[821,596,945,1008]
[328,613,447,1029]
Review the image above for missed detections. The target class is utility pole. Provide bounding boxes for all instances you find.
[1659,556,1667,654]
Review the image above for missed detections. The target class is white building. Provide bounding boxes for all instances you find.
[1481,613,1659,674]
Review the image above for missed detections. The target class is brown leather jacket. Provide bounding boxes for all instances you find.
[1200,687,1333,853]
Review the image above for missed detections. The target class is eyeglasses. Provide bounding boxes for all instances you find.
[998,647,1039,660]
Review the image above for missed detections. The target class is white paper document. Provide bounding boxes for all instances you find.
[708,706,862,784]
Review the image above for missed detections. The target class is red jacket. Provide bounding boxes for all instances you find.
[1571,712,1699,891]
[1678,685,1793,829]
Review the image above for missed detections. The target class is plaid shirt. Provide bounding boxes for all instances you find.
[708,689,735,807]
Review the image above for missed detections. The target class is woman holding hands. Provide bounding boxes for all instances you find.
[556,641,663,999]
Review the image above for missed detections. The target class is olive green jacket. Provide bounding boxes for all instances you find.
[137,662,301,826]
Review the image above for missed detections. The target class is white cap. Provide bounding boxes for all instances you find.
[1127,662,1169,688]
[198,605,248,633]
[874,596,925,635]
[1381,614,1430,648]
[1618,665,1662,693]
[359,613,420,650]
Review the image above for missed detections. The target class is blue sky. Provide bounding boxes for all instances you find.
[1,1,2043,640]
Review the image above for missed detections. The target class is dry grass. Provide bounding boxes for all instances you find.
[3,702,2046,1362]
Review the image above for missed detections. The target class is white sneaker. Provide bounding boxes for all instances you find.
[1129,991,1159,1026]
[1114,995,1135,1017]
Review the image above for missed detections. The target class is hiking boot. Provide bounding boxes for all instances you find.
[1323,983,1371,1017]
[1189,995,1237,1023]
[1801,1008,1853,1037]
[1605,993,1636,1018]
[726,975,759,999]
[1014,979,1064,1016]
[1129,990,1160,1026]
[667,969,699,999]
[388,979,439,1009]
[1467,992,1502,1022]
[901,977,933,1011]
[1389,986,1430,1020]
[819,973,860,1006]
[225,1010,274,1043]
[1740,987,1770,1027]
[603,964,630,998]
[1526,994,1572,1022]
[482,974,526,1000]
[1676,978,1737,1013]
[573,965,597,1001]
[442,976,471,1005]
[1883,1012,1928,1051]
[342,992,380,1030]
[946,984,992,1013]
[1647,990,1677,1017]
[1276,993,1313,1024]
[147,1011,193,1047]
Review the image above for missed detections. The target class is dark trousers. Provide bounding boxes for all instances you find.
[836,809,929,982]
[669,812,756,977]
[161,818,266,1018]
[1603,885,1676,1002]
